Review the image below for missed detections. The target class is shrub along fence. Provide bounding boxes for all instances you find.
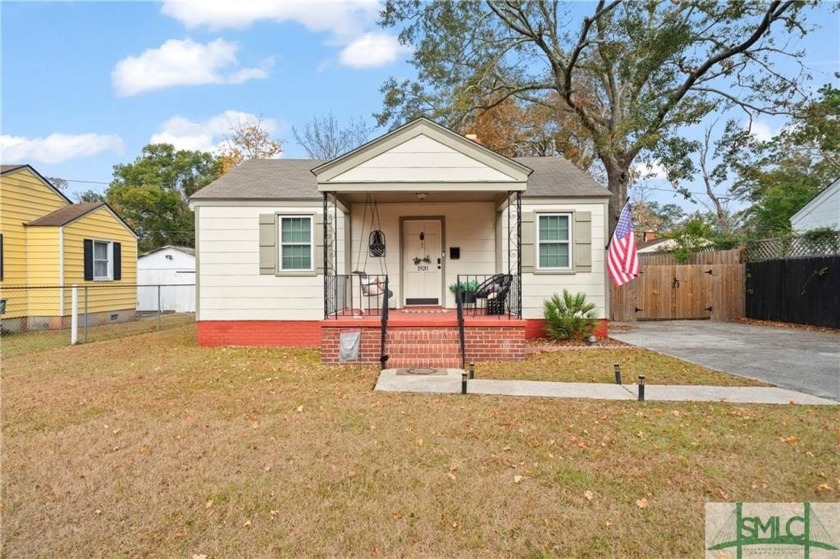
[745,255,840,329]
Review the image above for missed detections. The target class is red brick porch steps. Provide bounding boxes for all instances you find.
[321,314,529,366]
[385,327,462,369]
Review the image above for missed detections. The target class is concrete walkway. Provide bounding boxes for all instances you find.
[375,369,838,405]
[610,321,840,401]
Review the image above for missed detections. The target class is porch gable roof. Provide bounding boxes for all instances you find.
[312,118,531,193]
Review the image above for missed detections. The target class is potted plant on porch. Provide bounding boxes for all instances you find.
[449,279,480,304]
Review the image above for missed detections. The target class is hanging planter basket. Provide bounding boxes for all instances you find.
[369,230,386,257]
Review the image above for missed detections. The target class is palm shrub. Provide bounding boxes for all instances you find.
[543,290,598,341]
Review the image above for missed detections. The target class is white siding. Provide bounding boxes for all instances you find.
[350,201,497,307]
[513,201,608,319]
[197,200,606,320]
[197,204,343,321]
[330,135,517,183]
[791,180,840,231]
[137,248,196,312]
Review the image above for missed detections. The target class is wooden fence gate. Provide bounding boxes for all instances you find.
[610,249,745,322]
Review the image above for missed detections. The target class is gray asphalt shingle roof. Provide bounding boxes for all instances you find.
[190,156,609,200]
[26,203,104,226]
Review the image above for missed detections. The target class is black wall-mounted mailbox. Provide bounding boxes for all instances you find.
[449,247,460,259]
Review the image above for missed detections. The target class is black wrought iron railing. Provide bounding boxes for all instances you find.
[454,274,521,318]
[379,276,389,369]
[324,273,390,319]
[455,289,466,369]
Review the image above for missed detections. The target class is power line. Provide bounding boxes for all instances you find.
[59,178,110,185]
[634,184,735,200]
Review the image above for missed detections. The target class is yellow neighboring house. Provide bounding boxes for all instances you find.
[0,164,137,332]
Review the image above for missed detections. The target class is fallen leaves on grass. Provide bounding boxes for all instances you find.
[635,498,649,509]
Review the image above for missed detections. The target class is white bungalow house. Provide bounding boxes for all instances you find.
[790,177,840,232]
[189,118,610,367]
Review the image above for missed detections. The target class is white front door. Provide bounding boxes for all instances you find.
[403,219,443,305]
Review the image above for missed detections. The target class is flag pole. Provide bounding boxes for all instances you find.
[606,198,633,249]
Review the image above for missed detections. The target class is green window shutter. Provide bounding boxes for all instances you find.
[259,214,277,275]
[520,211,534,273]
[574,211,592,272]
[315,214,324,275]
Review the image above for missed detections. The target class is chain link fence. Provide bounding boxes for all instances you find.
[0,284,195,358]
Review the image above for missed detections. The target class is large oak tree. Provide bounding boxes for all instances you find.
[377,0,814,232]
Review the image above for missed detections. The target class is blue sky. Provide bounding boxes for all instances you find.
[1,1,838,211]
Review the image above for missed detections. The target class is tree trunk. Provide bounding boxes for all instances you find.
[603,159,631,236]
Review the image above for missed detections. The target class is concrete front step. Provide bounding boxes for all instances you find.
[386,357,463,369]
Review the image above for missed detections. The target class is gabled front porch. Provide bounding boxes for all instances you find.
[314,119,530,368]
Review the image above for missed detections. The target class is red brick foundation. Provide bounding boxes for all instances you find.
[197,320,322,347]
[198,318,608,363]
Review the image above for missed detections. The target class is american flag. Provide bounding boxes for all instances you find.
[608,203,640,286]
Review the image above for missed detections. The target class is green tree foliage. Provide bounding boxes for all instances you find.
[543,290,597,341]
[733,82,840,238]
[670,215,712,263]
[378,1,813,233]
[74,189,105,203]
[106,144,221,251]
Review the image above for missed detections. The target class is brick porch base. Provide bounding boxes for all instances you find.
[198,316,608,367]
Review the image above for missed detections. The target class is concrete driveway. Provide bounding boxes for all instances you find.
[610,321,840,401]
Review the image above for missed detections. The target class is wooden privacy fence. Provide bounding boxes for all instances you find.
[611,249,745,322]
[746,255,840,329]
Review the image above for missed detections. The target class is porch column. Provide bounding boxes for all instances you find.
[323,192,339,318]
[507,190,522,318]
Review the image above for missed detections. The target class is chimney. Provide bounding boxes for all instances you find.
[644,230,656,242]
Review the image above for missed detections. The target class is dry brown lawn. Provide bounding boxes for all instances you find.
[479,346,768,386]
[2,325,837,558]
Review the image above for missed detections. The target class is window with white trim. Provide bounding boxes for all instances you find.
[278,216,313,271]
[537,214,571,269]
[93,240,112,280]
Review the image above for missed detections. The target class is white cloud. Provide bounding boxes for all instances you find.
[0,133,123,164]
[634,160,669,181]
[338,32,410,69]
[747,120,778,143]
[161,0,380,40]
[150,111,281,153]
[160,2,407,71]
[112,38,269,96]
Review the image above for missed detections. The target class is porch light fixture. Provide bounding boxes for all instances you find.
[415,192,428,201]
